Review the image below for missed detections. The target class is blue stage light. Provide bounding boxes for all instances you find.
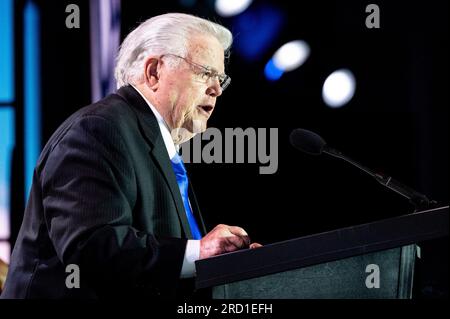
[264,59,284,81]
[232,4,284,61]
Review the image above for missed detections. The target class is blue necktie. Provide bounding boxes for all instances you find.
[170,153,202,239]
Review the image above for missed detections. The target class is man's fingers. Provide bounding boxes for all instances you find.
[249,243,263,249]
[227,226,251,246]
[225,234,247,250]
[200,224,256,259]
[228,226,248,237]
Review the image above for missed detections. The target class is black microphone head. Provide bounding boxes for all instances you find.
[289,128,327,155]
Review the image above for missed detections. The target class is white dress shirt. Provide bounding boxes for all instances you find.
[132,85,200,279]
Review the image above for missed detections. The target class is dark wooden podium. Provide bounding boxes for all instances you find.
[195,206,448,299]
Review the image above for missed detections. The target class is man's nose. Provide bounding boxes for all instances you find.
[206,78,222,97]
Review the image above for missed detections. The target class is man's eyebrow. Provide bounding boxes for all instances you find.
[209,67,221,74]
[199,62,215,72]
[194,58,224,74]
[204,65,224,75]
[210,64,226,75]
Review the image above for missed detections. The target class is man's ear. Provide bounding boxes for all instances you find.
[144,57,160,90]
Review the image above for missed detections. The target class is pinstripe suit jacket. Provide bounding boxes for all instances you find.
[1,85,206,299]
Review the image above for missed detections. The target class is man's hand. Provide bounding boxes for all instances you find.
[199,224,261,259]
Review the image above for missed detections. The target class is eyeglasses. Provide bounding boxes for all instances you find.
[161,54,231,91]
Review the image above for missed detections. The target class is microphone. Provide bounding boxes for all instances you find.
[289,128,435,210]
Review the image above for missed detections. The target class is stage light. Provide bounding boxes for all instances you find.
[264,40,310,81]
[273,40,310,72]
[24,1,42,198]
[264,59,284,81]
[232,4,284,61]
[215,0,253,17]
[322,69,356,108]
[0,0,14,102]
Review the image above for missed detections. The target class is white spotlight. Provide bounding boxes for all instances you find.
[273,40,310,72]
[215,0,253,17]
[322,69,356,108]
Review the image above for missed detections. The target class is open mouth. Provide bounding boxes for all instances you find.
[197,105,214,116]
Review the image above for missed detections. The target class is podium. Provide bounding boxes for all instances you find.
[195,206,448,299]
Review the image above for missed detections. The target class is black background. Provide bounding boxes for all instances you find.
[12,0,449,298]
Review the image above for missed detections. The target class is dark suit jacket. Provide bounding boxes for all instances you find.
[1,85,207,299]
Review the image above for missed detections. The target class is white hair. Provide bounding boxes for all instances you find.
[114,13,233,89]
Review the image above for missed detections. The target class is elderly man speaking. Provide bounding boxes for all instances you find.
[2,13,260,299]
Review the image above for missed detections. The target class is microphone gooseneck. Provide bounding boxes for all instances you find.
[290,128,435,210]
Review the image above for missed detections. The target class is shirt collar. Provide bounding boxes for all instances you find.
[131,84,179,159]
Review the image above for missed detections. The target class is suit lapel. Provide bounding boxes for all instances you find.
[116,86,194,239]
[150,140,194,239]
